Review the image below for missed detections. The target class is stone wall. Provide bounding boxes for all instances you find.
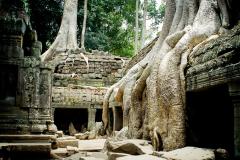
[0,3,56,134]
[52,51,128,131]
[185,24,240,158]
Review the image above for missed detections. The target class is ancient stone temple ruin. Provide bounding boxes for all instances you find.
[185,25,240,158]
[0,1,56,135]
[51,50,127,134]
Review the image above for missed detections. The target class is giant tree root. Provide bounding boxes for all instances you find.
[101,0,232,151]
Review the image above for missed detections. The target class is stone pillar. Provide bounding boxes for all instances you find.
[88,106,96,131]
[229,81,240,158]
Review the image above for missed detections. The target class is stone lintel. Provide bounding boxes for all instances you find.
[186,63,240,92]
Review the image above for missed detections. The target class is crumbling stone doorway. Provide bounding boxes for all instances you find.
[95,109,102,122]
[54,108,88,134]
[186,84,234,157]
[0,64,18,106]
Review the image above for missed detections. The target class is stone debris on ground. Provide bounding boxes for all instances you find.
[48,136,225,160]
[104,139,154,155]
[57,136,79,148]
[56,130,64,138]
[153,147,215,160]
[116,154,166,160]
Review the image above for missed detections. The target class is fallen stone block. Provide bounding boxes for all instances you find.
[75,132,89,140]
[105,139,153,155]
[78,139,106,151]
[67,146,79,155]
[107,151,130,160]
[65,152,107,160]
[51,148,68,158]
[56,131,64,138]
[57,139,79,148]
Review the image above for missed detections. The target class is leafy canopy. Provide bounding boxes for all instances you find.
[27,0,163,57]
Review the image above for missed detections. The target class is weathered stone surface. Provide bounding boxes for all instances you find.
[214,148,230,160]
[0,135,56,143]
[186,24,240,91]
[78,139,106,151]
[51,148,68,157]
[0,4,54,134]
[57,137,79,148]
[65,152,107,160]
[67,146,79,155]
[1,143,51,158]
[105,139,153,155]
[114,127,128,140]
[107,152,130,160]
[69,122,78,136]
[117,154,165,160]
[159,147,215,160]
[56,130,64,138]
[75,132,89,140]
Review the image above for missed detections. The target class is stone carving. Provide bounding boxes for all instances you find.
[0,0,56,134]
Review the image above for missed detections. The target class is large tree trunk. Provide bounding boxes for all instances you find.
[134,0,139,55]
[81,0,88,49]
[102,0,235,151]
[140,0,147,49]
[41,0,78,62]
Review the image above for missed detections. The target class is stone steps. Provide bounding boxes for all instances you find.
[0,142,52,159]
[0,134,56,143]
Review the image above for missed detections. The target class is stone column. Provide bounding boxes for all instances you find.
[229,81,240,158]
[88,105,96,131]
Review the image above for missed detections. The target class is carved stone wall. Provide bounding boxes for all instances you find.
[52,52,127,131]
[0,3,55,134]
[186,24,240,158]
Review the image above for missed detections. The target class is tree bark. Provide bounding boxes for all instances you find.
[102,0,236,151]
[81,0,88,49]
[140,0,147,49]
[134,0,139,55]
[41,0,78,62]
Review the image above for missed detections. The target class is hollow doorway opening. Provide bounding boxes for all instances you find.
[186,84,234,157]
[54,108,88,135]
[95,109,102,122]
[0,64,18,106]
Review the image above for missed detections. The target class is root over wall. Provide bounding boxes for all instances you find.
[102,0,239,151]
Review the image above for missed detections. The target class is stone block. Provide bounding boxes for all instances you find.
[66,146,79,155]
[160,147,215,160]
[107,152,130,160]
[51,148,68,157]
[117,154,165,160]
[56,131,64,138]
[1,143,51,158]
[75,133,89,140]
[57,137,79,148]
[105,139,153,155]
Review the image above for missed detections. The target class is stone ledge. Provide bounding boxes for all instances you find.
[186,62,240,91]
[0,135,56,143]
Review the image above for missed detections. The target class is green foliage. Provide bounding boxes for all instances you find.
[147,0,165,27]
[28,0,163,57]
[28,0,63,51]
[78,0,135,57]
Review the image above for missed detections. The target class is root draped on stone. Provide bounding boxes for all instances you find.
[102,0,234,151]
